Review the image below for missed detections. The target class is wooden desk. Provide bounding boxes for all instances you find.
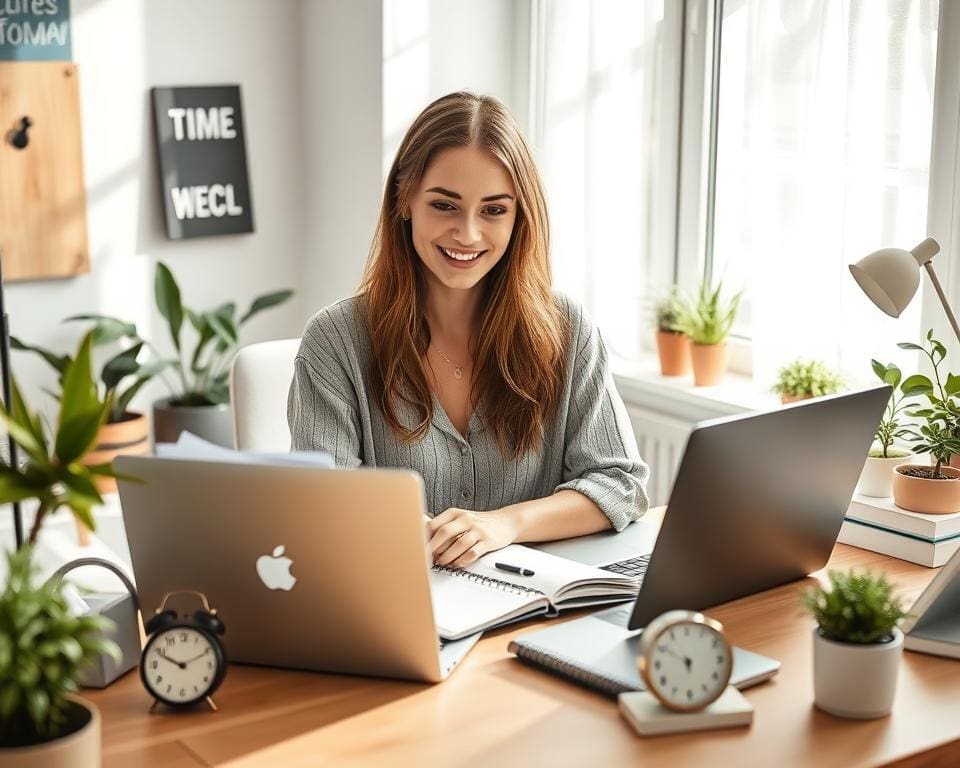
[88,544,959,768]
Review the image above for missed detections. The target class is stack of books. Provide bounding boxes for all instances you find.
[839,493,960,567]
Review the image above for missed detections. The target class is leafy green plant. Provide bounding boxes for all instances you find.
[772,359,844,398]
[897,330,960,477]
[0,332,132,544]
[869,360,915,459]
[12,316,170,424]
[802,569,908,644]
[674,278,742,345]
[0,547,120,746]
[154,262,293,406]
[0,332,130,746]
[654,287,685,333]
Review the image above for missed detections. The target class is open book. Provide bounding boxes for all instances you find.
[429,544,640,640]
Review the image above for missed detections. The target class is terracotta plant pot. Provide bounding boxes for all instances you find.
[780,393,811,405]
[0,695,100,768]
[81,412,150,495]
[892,464,960,514]
[690,342,728,387]
[856,450,913,498]
[655,331,691,377]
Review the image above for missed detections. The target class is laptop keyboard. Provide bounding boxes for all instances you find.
[601,553,651,579]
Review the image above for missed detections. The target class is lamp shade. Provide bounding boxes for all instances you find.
[849,248,922,318]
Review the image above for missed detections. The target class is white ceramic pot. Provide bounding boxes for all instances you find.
[0,695,100,768]
[812,627,903,719]
[856,452,913,497]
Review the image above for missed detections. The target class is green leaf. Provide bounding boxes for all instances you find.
[0,684,19,720]
[102,343,144,390]
[897,342,925,352]
[901,374,934,396]
[57,333,99,434]
[946,374,960,397]
[86,462,143,484]
[155,262,184,352]
[0,467,45,504]
[207,312,238,348]
[239,289,293,325]
[55,407,106,465]
[10,337,71,376]
[63,314,138,346]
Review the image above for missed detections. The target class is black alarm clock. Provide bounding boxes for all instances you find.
[141,589,227,712]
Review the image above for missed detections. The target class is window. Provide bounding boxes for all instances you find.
[534,0,941,385]
[711,0,938,383]
[533,0,683,363]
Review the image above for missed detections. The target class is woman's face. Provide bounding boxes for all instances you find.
[407,144,518,295]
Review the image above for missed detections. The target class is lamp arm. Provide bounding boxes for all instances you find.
[923,262,960,346]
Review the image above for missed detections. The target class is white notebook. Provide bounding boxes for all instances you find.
[429,544,640,640]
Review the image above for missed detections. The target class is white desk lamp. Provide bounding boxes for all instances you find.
[849,237,960,344]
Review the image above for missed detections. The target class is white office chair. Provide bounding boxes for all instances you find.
[230,338,301,451]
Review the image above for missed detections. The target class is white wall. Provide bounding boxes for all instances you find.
[7,0,307,422]
[299,0,530,318]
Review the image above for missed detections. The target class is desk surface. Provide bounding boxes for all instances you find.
[88,535,959,768]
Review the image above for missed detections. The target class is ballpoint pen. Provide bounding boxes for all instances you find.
[495,562,535,577]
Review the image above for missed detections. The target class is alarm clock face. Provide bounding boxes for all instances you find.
[641,617,733,712]
[141,626,225,706]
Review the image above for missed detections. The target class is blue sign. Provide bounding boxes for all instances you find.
[0,0,71,61]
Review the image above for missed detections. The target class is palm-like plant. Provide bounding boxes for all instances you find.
[674,278,742,345]
[154,262,293,406]
[0,332,130,543]
[12,316,170,424]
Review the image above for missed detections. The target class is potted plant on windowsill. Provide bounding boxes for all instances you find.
[674,278,742,387]
[771,358,844,404]
[152,262,293,446]
[855,360,917,498]
[653,287,690,377]
[12,315,168,498]
[0,332,126,767]
[893,331,960,514]
[803,569,908,719]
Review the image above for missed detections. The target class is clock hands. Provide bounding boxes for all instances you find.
[181,650,210,666]
[158,649,187,670]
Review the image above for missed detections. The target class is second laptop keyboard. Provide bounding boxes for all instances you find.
[601,553,651,579]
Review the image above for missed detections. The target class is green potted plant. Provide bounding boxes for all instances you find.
[855,361,916,498]
[771,358,844,404]
[12,315,168,496]
[0,332,126,766]
[893,331,960,513]
[674,278,742,387]
[803,569,908,719]
[152,262,294,446]
[653,286,690,377]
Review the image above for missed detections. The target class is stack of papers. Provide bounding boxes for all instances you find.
[156,431,335,468]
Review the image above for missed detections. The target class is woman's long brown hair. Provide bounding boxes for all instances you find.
[358,92,567,459]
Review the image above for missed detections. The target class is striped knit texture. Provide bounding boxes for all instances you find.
[287,293,649,530]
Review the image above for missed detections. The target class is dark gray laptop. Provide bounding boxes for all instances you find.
[512,385,891,695]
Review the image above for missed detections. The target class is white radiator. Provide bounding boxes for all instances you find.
[625,405,692,507]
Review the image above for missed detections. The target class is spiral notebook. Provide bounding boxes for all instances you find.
[429,544,640,640]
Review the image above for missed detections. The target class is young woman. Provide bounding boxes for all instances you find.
[288,92,649,569]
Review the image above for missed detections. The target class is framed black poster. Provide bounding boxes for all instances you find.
[151,85,255,239]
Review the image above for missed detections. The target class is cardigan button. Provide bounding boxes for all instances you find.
[461,489,471,501]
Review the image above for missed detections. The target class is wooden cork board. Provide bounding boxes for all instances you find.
[0,61,89,282]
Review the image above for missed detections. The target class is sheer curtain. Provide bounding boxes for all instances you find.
[536,1,678,362]
[713,0,939,385]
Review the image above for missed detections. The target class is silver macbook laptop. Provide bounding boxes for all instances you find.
[116,457,479,683]
[515,386,891,694]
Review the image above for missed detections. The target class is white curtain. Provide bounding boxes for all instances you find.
[537,1,675,362]
[714,0,939,384]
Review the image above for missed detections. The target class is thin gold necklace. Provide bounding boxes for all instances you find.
[432,347,465,380]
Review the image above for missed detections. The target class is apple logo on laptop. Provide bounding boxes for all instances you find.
[256,545,297,591]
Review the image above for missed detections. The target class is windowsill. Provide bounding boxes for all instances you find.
[612,353,780,422]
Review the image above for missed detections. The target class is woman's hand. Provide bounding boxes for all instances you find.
[427,507,518,568]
